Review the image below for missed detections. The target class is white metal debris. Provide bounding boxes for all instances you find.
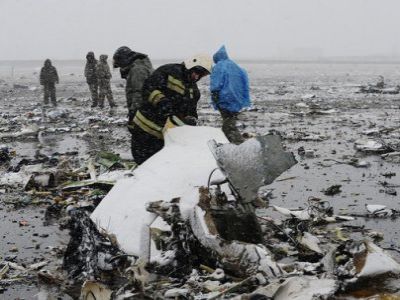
[354,139,385,152]
[91,126,228,257]
[356,241,400,278]
[273,276,337,300]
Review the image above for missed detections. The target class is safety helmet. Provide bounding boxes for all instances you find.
[184,54,212,74]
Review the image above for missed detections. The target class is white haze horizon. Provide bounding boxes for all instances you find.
[1,0,400,61]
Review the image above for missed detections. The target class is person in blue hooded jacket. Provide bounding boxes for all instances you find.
[210,45,250,144]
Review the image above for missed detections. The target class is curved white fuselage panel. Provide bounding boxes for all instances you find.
[90,126,228,257]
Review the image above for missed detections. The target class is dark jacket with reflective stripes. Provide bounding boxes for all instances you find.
[132,63,200,138]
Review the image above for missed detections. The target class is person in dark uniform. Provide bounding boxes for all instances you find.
[40,59,59,106]
[129,54,212,164]
[84,51,99,107]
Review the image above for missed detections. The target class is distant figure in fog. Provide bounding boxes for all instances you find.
[40,59,59,107]
[376,75,385,89]
[96,54,116,108]
[210,45,250,144]
[84,51,99,107]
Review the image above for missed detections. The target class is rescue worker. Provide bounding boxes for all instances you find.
[96,54,116,108]
[84,51,99,107]
[39,59,59,106]
[112,46,153,118]
[129,54,212,164]
[210,46,250,144]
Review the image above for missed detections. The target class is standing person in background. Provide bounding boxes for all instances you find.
[376,75,385,89]
[112,46,153,124]
[84,51,99,108]
[96,54,116,109]
[40,59,59,107]
[210,45,250,144]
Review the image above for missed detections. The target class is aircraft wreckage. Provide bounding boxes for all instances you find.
[61,125,400,299]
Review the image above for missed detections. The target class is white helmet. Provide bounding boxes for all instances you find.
[184,53,212,74]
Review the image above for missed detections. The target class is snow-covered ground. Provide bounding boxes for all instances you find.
[1,60,400,297]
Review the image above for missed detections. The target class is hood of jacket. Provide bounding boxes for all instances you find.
[44,59,52,67]
[113,46,148,68]
[213,45,229,63]
[86,51,95,61]
[119,54,151,79]
[100,54,108,62]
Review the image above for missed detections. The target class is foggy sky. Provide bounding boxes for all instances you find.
[1,0,400,60]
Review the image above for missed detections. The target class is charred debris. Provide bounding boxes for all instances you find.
[1,105,400,298]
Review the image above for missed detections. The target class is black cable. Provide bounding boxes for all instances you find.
[207,168,220,197]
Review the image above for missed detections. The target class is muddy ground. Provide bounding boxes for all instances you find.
[1,61,400,298]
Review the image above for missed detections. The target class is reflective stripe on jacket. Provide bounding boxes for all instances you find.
[133,63,200,138]
[132,111,163,139]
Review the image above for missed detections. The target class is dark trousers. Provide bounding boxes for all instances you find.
[88,82,98,106]
[98,80,115,108]
[43,83,56,105]
[130,126,164,165]
[220,109,245,144]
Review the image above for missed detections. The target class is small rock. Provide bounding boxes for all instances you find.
[9,246,19,252]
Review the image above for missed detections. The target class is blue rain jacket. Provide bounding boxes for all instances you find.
[210,46,250,112]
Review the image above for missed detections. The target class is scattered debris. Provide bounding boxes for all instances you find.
[323,184,342,196]
[13,83,29,90]
[272,277,337,300]
[0,145,11,163]
[359,85,400,94]
[354,139,387,153]
[365,204,399,218]
[301,93,316,100]
[80,281,113,300]
[2,63,400,298]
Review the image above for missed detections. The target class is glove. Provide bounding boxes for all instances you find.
[183,116,198,126]
[211,91,219,104]
[128,110,136,123]
[127,110,136,134]
[158,98,174,117]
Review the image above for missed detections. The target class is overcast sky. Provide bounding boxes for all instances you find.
[1,0,400,60]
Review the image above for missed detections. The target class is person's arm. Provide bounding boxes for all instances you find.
[49,66,58,83]
[241,68,250,106]
[211,91,220,106]
[95,65,101,79]
[54,68,59,84]
[106,65,112,79]
[210,64,224,93]
[185,86,200,119]
[39,69,44,85]
[126,66,150,114]
[210,64,224,107]
[143,70,174,117]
